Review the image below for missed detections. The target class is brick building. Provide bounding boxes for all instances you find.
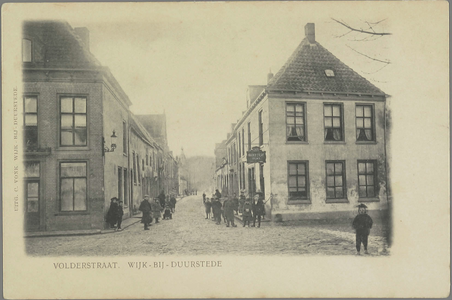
[22,21,178,232]
[217,23,389,221]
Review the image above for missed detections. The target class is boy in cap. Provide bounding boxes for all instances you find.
[352,203,373,255]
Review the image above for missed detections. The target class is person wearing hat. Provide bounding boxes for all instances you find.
[242,197,253,227]
[116,200,124,231]
[139,195,152,230]
[232,193,239,215]
[223,197,237,227]
[106,197,119,229]
[238,190,246,215]
[352,203,373,255]
[211,196,223,225]
[252,192,266,228]
[151,198,163,223]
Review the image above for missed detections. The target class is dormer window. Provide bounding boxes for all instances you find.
[22,39,32,62]
[325,69,335,77]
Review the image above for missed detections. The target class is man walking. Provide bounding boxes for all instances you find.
[223,197,237,227]
[139,195,152,230]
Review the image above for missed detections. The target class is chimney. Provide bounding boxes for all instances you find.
[74,27,90,50]
[267,69,274,84]
[304,23,315,43]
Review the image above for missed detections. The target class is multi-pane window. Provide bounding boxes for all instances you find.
[356,105,374,141]
[286,103,305,142]
[247,122,251,150]
[288,161,309,200]
[60,162,87,211]
[358,160,377,198]
[60,96,87,146]
[122,121,127,154]
[24,162,40,213]
[24,96,38,149]
[238,133,241,157]
[133,152,137,184]
[242,128,245,155]
[258,110,264,146]
[22,39,32,62]
[137,154,141,184]
[324,104,343,141]
[326,161,346,199]
[123,168,128,207]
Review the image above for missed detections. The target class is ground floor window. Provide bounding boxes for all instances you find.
[326,161,346,199]
[288,161,309,200]
[358,160,377,198]
[60,162,87,211]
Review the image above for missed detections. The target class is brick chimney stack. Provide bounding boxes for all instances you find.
[74,27,90,51]
[304,23,315,43]
[267,69,274,83]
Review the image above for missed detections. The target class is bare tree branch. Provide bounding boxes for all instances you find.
[332,18,392,36]
[362,63,390,75]
[333,29,353,38]
[346,45,391,64]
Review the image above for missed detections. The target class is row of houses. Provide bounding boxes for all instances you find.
[215,23,390,221]
[22,21,181,232]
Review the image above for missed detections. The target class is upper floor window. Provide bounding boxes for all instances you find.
[60,97,87,146]
[356,105,375,142]
[22,39,32,62]
[241,128,245,155]
[24,96,38,149]
[286,103,305,142]
[258,110,264,146]
[122,121,127,154]
[247,122,251,151]
[324,104,343,141]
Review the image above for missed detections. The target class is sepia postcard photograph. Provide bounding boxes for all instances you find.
[2,1,449,299]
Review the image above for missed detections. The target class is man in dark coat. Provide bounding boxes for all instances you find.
[139,195,152,230]
[158,191,166,208]
[223,198,237,227]
[352,203,373,255]
[238,190,246,214]
[211,197,222,225]
[232,193,239,215]
[252,192,265,228]
[116,200,124,231]
[202,193,206,203]
[151,198,163,223]
[215,189,222,199]
[242,198,253,227]
[170,195,177,213]
[106,197,119,228]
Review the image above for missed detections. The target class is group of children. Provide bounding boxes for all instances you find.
[203,190,266,228]
[203,191,375,255]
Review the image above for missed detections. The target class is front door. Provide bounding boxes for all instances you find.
[25,180,40,231]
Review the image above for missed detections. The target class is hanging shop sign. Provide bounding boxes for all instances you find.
[247,146,266,164]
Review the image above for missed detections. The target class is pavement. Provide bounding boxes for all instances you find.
[25,195,390,256]
[24,215,142,238]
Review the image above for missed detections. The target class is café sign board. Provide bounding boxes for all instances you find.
[247,146,266,164]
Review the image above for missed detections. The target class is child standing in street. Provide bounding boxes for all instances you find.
[352,203,373,255]
[204,198,212,219]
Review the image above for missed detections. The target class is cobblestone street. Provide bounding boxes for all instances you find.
[26,195,389,256]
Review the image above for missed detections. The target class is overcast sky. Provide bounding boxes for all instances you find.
[65,3,394,158]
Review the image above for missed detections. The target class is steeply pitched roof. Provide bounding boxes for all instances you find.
[135,114,168,150]
[267,37,385,95]
[23,21,101,69]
